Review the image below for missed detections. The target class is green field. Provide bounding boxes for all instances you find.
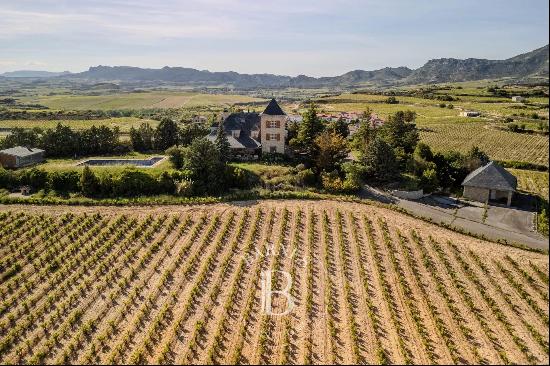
[308,88,549,166]
[3,82,549,168]
[419,122,549,166]
[509,169,549,198]
[18,91,265,110]
[0,117,158,133]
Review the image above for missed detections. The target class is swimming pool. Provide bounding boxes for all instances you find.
[77,156,165,167]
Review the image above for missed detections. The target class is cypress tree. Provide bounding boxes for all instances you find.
[215,121,231,163]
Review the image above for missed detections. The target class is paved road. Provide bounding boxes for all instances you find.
[360,185,549,251]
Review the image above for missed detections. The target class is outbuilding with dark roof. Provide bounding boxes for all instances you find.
[462,161,517,206]
[0,146,45,168]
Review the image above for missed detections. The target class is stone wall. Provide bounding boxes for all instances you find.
[391,189,425,200]
[0,154,16,168]
[463,185,490,203]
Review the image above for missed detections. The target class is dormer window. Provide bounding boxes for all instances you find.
[232,130,241,138]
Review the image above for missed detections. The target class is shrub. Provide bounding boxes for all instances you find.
[112,169,159,197]
[385,96,399,104]
[225,166,259,189]
[342,162,365,192]
[538,208,548,236]
[260,152,288,164]
[20,168,48,190]
[166,146,186,169]
[175,179,194,197]
[420,168,439,193]
[157,171,176,194]
[48,171,80,192]
[0,166,16,189]
[508,123,519,132]
[321,171,345,193]
[296,168,316,187]
[80,166,100,197]
[98,173,114,197]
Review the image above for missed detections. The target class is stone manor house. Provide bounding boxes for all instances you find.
[207,98,287,158]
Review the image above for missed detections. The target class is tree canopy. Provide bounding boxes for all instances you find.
[290,103,324,158]
[314,130,350,172]
[361,137,399,181]
[153,118,179,150]
[215,121,231,163]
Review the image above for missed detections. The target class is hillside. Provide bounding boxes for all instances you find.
[48,45,549,88]
[405,44,549,84]
[0,200,547,365]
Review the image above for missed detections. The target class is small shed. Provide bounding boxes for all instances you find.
[0,146,45,168]
[462,161,517,206]
[460,111,480,117]
[512,96,526,102]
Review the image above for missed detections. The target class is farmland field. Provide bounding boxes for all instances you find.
[18,92,265,110]
[0,117,158,133]
[311,91,549,166]
[419,122,549,166]
[0,200,548,365]
[509,169,549,199]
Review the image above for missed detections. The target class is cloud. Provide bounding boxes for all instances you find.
[0,0,547,75]
[0,3,243,41]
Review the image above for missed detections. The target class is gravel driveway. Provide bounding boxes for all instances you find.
[361,185,549,251]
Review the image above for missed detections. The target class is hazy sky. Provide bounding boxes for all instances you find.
[0,0,548,76]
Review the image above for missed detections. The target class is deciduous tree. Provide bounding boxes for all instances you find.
[314,130,349,172]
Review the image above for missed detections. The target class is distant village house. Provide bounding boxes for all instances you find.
[461,161,517,207]
[0,146,45,168]
[511,96,526,102]
[191,115,208,124]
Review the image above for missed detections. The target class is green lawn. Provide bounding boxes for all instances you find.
[28,152,173,174]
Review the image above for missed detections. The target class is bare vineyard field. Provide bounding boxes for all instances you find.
[0,200,548,365]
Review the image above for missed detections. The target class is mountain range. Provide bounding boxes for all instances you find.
[2,45,547,88]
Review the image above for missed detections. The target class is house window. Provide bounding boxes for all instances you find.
[266,133,280,141]
[270,146,277,153]
[267,120,280,128]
